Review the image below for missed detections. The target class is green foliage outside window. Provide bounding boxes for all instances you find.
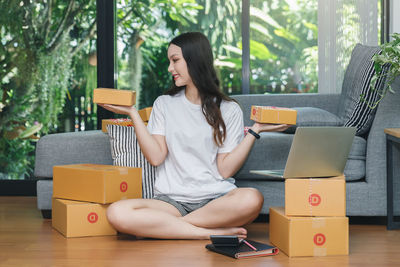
[0,0,96,179]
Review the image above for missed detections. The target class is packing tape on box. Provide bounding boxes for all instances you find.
[313,247,327,256]
[118,168,129,175]
[277,110,280,122]
[312,217,326,228]
[308,178,322,216]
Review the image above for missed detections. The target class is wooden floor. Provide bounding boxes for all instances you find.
[1,197,400,267]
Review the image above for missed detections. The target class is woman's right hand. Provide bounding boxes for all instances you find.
[98,104,137,116]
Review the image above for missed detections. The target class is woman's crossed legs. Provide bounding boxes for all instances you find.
[106,187,264,240]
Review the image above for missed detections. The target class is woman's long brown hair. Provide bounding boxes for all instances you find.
[165,32,234,146]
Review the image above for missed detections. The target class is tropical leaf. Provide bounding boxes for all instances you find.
[250,22,272,39]
[250,40,277,60]
[250,6,281,29]
[274,28,300,43]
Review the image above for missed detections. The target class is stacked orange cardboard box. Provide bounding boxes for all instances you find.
[52,164,142,238]
[93,88,136,106]
[101,107,152,133]
[269,175,348,257]
[250,105,297,125]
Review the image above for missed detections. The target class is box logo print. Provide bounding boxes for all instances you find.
[309,193,321,206]
[87,212,98,223]
[120,181,128,192]
[313,233,326,246]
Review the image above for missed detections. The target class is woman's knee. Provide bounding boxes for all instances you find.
[236,188,264,214]
[106,200,141,232]
[106,201,127,230]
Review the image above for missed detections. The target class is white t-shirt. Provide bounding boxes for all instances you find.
[147,90,244,203]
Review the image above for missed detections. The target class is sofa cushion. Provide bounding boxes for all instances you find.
[34,130,113,178]
[344,136,366,181]
[107,124,155,199]
[338,44,388,136]
[285,107,342,133]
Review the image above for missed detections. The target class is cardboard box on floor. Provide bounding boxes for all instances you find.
[53,164,142,204]
[52,198,117,238]
[269,207,348,257]
[285,175,346,217]
[250,105,297,125]
[93,88,136,106]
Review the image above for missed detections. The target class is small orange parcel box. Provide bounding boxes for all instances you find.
[53,164,142,204]
[250,105,297,125]
[138,107,152,122]
[269,207,348,257]
[52,198,116,238]
[101,118,134,132]
[101,107,152,132]
[285,175,346,217]
[93,88,136,106]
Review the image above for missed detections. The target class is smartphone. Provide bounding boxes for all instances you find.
[210,235,240,247]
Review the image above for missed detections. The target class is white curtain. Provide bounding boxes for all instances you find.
[318,0,379,94]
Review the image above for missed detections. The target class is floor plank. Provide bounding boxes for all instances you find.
[1,197,399,266]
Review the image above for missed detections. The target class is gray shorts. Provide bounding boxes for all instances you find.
[153,194,216,216]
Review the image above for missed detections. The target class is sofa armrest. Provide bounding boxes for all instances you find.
[34,130,113,178]
[234,132,294,180]
[231,93,341,126]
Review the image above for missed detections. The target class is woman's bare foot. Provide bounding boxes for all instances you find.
[202,227,247,239]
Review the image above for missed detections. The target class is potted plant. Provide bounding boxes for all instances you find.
[362,33,400,109]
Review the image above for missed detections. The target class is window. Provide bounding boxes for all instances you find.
[249,0,318,94]
[116,0,242,108]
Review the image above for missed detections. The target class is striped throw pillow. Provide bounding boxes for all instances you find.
[339,44,388,136]
[107,124,155,199]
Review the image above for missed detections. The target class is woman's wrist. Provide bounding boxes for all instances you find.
[251,124,261,134]
[247,128,260,139]
[129,108,140,121]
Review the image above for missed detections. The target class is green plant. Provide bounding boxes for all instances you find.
[364,33,400,109]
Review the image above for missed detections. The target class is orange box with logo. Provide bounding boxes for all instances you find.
[53,164,142,204]
[250,105,297,125]
[52,198,116,238]
[138,107,152,122]
[93,88,136,106]
[269,207,348,257]
[285,175,346,217]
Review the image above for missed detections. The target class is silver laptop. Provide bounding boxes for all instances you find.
[250,127,356,179]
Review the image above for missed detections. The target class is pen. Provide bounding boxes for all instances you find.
[242,239,257,251]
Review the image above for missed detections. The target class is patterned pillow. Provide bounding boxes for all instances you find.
[107,124,155,199]
[338,44,388,136]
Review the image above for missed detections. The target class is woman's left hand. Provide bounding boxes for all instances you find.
[98,103,136,116]
[252,122,290,133]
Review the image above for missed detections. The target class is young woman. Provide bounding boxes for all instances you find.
[99,32,288,240]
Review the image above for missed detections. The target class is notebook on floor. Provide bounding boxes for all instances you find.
[250,127,356,179]
[206,235,279,259]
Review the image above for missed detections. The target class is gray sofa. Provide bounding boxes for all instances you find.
[35,46,400,218]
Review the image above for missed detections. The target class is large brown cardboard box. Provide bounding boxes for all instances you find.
[285,175,346,217]
[138,107,152,122]
[52,198,117,238]
[269,207,348,257]
[93,88,136,106]
[53,164,142,204]
[250,105,297,125]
